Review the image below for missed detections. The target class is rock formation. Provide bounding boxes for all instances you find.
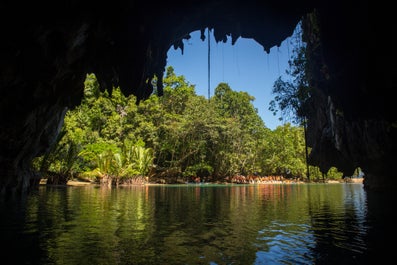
[1,0,393,197]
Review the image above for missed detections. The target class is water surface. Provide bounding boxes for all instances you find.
[0,183,389,264]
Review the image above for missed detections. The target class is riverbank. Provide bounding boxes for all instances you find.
[40,177,363,187]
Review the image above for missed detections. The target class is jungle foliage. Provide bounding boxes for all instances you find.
[32,67,344,184]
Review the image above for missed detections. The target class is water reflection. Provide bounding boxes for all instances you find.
[0,183,375,264]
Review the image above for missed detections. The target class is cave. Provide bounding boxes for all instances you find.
[0,1,394,197]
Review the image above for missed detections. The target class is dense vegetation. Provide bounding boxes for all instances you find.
[32,66,348,185]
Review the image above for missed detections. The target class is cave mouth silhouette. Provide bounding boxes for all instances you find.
[1,1,393,197]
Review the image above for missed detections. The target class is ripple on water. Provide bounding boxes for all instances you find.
[255,221,316,264]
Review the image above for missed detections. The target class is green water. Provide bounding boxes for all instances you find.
[0,183,390,264]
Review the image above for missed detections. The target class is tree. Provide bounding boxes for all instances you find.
[160,66,196,115]
[212,83,267,178]
[268,23,312,181]
[261,124,306,179]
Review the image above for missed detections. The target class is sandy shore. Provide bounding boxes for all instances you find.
[39,179,94,186]
[67,180,94,186]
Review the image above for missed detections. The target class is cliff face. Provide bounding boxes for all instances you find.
[1,1,393,196]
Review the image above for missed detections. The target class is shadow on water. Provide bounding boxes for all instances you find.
[363,189,396,264]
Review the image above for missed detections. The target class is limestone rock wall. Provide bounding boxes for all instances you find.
[1,0,394,196]
[302,4,396,190]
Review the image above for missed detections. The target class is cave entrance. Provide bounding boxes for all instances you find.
[31,19,361,186]
[34,21,330,186]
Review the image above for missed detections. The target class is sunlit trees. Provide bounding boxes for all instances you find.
[33,67,323,185]
[261,124,306,178]
[212,83,267,178]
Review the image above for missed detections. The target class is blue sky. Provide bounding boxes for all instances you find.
[166,29,295,130]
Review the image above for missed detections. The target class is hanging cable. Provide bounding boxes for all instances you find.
[207,27,211,100]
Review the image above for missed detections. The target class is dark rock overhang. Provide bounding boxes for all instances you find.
[2,0,395,195]
[1,1,314,100]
